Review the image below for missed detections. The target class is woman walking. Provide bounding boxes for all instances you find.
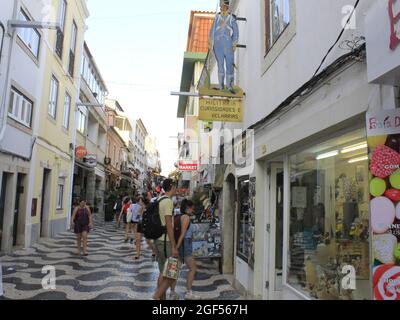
[176,199,200,300]
[114,195,123,229]
[118,197,134,243]
[131,197,146,259]
[71,200,93,256]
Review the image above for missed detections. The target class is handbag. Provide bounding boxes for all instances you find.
[162,257,180,280]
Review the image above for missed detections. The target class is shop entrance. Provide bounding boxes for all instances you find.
[0,173,8,250]
[40,168,51,238]
[13,173,26,247]
[265,163,284,299]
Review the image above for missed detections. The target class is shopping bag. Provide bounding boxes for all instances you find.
[162,257,180,280]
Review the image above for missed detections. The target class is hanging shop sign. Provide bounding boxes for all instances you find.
[199,98,243,123]
[179,160,198,172]
[84,154,97,168]
[75,146,87,159]
[366,0,400,84]
[366,108,400,301]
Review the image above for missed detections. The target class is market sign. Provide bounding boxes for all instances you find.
[75,146,87,158]
[84,154,97,167]
[366,109,400,301]
[178,160,198,172]
[199,98,243,123]
[366,0,400,84]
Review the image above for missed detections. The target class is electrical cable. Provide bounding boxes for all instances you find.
[313,0,361,77]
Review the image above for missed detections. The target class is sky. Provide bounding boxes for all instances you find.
[85,0,218,176]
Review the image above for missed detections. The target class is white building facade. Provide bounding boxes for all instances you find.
[203,0,399,300]
[0,1,48,252]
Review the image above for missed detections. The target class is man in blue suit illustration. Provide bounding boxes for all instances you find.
[209,0,239,94]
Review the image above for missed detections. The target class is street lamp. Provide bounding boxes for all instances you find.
[7,20,61,32]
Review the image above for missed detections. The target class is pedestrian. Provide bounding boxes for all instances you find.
[168,199,181,299]
[176,199,200,300]
[132,196,146,260]
[152,179,179,300]
[114,195,123,229]
[143,192,157,259]
[71,200,93,256]
[118,197,134,243]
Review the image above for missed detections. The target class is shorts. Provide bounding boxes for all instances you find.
[179,238,193,258]
[126,211,133,223]
[154,239,172,273]
[123,214,128,224]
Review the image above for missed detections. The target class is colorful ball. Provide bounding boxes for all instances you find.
[397,203,400,220]
[371,197,396,234]
[390,169,400,189]
[385,189,400,201]
[373,264,400,300]
[395,245,400,260]
[368,135,388,149]
[370,178,387,197]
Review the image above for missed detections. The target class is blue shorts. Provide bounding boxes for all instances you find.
[179,238,193,258]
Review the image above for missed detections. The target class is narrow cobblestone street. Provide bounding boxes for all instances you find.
[0,216,242,300]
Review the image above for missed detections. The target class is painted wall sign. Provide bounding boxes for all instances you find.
[179,160,198,172]
[389,0,400,50]
[366,109,400,301]
[75,146,87,158]
[199,98,243,123]
[366,0,400,84]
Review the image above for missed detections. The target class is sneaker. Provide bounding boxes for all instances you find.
[185,291,201,300]
[169,291,180,300]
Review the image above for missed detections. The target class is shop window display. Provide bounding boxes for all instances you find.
[288,129,370,300]
[237,177,250,262]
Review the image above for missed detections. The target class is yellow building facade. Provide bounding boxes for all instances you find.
[30,0,89,241]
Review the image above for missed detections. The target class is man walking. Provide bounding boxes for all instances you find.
[152,179,179,300]
[209,0,239,94]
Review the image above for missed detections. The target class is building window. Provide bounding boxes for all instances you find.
[288,128,370,300]
[68,21,77,76]
[77,109,86,133]
[48,76,59,119]
[8,87,33,127]
[57,178,65,209]
[17,9,40,58]
[265,0,290,52]
[62,92,71,129]
[55,0,67,58]
[237,176,250,261]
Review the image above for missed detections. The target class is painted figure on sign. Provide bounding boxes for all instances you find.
[389,0,400,50]
[209,0,239,94]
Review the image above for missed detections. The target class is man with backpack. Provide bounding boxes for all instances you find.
[143,179,179,300]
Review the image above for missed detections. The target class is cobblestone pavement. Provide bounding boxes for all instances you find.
[0,216,242,300]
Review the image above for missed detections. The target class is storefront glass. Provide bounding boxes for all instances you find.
[237,176,250,261]
[288,128,371,300]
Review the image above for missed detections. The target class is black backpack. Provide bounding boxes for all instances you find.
[142,196,169,240]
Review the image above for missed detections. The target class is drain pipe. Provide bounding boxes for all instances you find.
[0,1,19,146]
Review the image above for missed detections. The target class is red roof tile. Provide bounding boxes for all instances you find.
[187,11,215,53]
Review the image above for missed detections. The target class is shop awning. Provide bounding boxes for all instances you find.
[74,161,95,172]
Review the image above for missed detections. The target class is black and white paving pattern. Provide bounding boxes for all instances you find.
[0,217,242,300]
